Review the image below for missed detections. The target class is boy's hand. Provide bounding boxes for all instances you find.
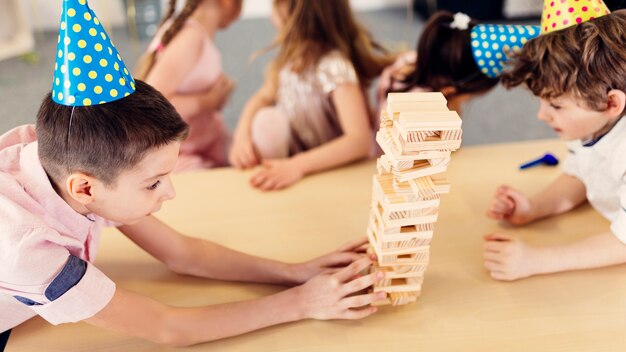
[486,185,534,225]
[483,233,538,281]
[291,237,372,284]
[294,257,387,320]
[229,128,260,169]
[250,159,304,191]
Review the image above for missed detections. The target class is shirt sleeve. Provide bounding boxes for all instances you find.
[561,143,580,179]
[610,175,626,243]
[317,51,359,95]
[0,227,116,325]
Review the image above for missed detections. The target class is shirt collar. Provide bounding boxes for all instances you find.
[580,115,626,154]
[19,142,97,235]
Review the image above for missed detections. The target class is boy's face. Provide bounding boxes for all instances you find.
[537,95,615,141]
[85,142,180,225]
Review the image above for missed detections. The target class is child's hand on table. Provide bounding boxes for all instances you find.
[486,185,535,226]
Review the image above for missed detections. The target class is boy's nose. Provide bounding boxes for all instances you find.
[161,178,176,201]
[537,102,552,122]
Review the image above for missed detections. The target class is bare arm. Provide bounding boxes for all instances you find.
[484,231,626,281]
[118,216,367,285]
[249,84,373,191]
[145,27,232,118]
[293,84,373,175]
[86,258,385,347]
[487,173,587,225]
[527,173,588,221]
[533,231,626,274]
[229,79,276,168]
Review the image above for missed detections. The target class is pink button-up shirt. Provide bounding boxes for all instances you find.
[0,125,116,331]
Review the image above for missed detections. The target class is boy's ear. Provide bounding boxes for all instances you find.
[66,173,95,205]
[605,89,626,120]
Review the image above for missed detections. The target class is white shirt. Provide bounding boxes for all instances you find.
[562,116,626,243]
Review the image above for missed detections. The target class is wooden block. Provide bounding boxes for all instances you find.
[391,157,451,183]
[372,198,440,228]
[387,92,446,103]
[373,276,424,293]
[367,219,432,255]
[368,213,435,243]
[397,110,462,131]
[387,101,449,117]
[408,175,451,199]
[391,124,462,153]
[379,110,393,129]
[368,237,431,266]
[373,174,441,212]
[376,129,452,166]
[373,291,420,306]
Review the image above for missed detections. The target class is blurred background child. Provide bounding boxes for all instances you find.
[228,0,394,191]
[377,11,499,115]
[136,0,242,171]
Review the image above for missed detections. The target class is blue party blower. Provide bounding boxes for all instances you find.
[519,153,559,170]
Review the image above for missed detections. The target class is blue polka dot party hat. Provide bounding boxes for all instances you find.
[52,0,135,106]
[470,24,540,78]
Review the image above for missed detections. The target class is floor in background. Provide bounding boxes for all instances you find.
[0,8,554,146]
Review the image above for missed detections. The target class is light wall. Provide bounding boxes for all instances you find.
[25,0,407,31]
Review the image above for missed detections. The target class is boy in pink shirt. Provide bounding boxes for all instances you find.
[0,0,386,347]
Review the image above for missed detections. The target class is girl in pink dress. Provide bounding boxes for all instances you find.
[229,0,394,191]
[136,0,242,171]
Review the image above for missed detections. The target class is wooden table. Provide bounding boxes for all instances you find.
[8,139,626,351]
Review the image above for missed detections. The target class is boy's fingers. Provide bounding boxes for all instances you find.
[341,291,386,309]
[333,257,372,282]
[338,237,369,252]
[484,233,513,242]
[341,271,383,296]
[341,306,378,320]
[483,251,503,262]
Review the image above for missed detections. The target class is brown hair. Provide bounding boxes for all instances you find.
[393,11,498,95]
[36,80,189,186]
[267,0,394,91]
[501,10,626,111]
[135,0,202,79]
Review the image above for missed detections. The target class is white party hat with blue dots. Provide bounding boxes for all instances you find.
[52,0,136,106]
[470,24,540,78]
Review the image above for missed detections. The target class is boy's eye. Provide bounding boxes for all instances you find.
[550,103,561,110]
[146,180,161,191]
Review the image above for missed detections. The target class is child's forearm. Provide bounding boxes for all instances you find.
[528,173,587,222]
[167,93,219,120]
[164,287,303,346]
[532,232,626,275]
[171,236,300,285]
[87,287,304,347]
[236,88,275,135]
[293,133,372,176]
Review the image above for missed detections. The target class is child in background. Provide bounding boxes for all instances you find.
[136,0,242,171]
[377,12,498,115]
[0,1,387,347]
[229,0,394,191]
[484,6,626,281]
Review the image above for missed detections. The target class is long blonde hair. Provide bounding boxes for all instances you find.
[134,0,203,80]
[267,0,394,92]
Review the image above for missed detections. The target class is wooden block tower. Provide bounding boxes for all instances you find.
[368,92,462,306]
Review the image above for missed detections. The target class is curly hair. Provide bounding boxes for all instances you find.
[501,10,626,112]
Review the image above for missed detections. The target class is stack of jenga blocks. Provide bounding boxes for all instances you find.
[367,92,462,306]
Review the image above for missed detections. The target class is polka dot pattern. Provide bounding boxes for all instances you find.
[470,24,540,78]
[541,0,610,34]
[52,0,135,107]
